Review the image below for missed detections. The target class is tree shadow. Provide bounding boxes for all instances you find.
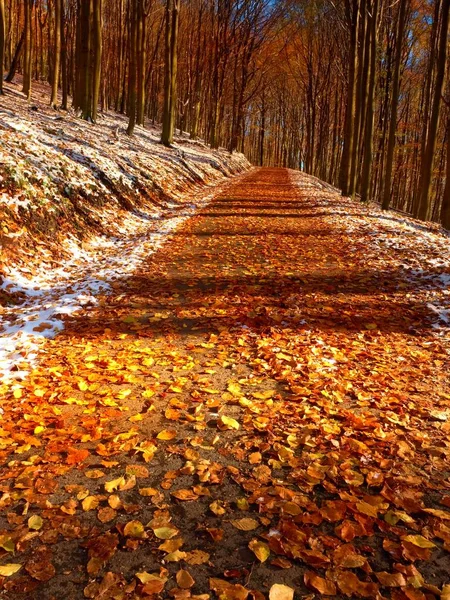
[59,268,435,342]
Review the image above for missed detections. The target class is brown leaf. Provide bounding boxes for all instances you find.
[176,569,195,589]
[172,489,200,501]
[375,572,407,587]
[231,518,259,531]
[304,571,337,596]
[333,570,379,597]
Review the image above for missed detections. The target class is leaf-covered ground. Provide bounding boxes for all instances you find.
[1,168,450,600]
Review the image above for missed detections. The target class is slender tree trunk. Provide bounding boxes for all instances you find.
[361,0,379,202]
[92,0,102,121]
[161,0,172,145]
[417,0,450,220]
[441,115,450,228]
[136,2,146,126]
[414,0,441,213]
[50,0,62,107]
[61,0,68,109]
[349,0,367,194]
[22,0,33,99]
[5,29,24,82]
[189,3,204,140]
[161,0,179,146]
[381,0,408,210]
[169,0,179,141]
[80,0,93,120]
[127,0,137,135]
[339,0,359,196]
[0,0,5,94]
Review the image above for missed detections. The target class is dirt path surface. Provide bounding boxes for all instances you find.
[1,168,450,600]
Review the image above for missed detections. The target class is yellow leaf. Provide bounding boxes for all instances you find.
[227,383,242,397]
[252,390,275,400]
[136,572,154,584]
[0,535,15,553]
[157,430,177,441]
[248,539,270,562]
[82,496,99,511]
[164,550,188,562]
[402,535,436,548]
[153,527,179,539]
[124,520,146,538]
[105,477,125,493]
[129,414,144,422]
[27,515,43,530]
[0,564,22,577]
[218,415,240,430]
[269,584,294,600]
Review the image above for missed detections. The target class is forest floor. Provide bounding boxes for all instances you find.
[0,167,450,600]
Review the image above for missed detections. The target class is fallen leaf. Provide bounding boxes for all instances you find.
[176,569,195,589]
[231,518,259,531]
[269,584,294,600]
[0,564,22,577]
[218,415,240,430]
[304,571,337,595]
[153,527,179,540]
[248,539,270,562]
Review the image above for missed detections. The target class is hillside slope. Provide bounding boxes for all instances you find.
[0,81,250,302]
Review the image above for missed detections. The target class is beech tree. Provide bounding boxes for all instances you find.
[0,0,5,95]
[161,0,179,146]
[50,0,62,107]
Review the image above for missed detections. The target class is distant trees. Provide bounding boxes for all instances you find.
[2,0,450,228]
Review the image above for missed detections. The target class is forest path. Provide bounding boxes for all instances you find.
[2,168,450,599]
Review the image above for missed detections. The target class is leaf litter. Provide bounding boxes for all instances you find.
[0,167,449,598]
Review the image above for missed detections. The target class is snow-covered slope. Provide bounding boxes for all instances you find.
[0,81,249,290]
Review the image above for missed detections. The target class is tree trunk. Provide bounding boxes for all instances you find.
[22,0,33,100]
[91,0,102,122]
[417,0,450,221]
[0,0,5,94]
[5,29,24,82]
[339,0,359,196]
[126,0,137,135]
[169,0,179,142]
[60,0,68,109]
[161,0,179,146]
[161,0,172,145]
[136,2,146,126]
[360,0,379,202]
[441,115,450,228]
[381,0,408,210]
[50,0,62,107]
